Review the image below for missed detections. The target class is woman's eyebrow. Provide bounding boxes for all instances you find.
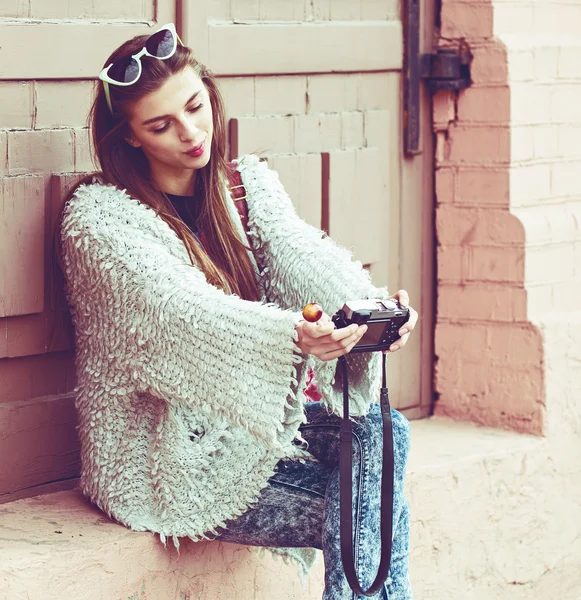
[141,90,202,125]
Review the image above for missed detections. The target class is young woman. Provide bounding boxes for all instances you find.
[56,23,417,600]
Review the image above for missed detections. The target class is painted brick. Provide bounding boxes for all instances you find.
[0,0,28,18]
[510,126,535,164]
[532,125,559,161]
[307,74,358,114]
[434,322,488,363]
[494,4,534,36]
[436,168,455,205]
[329,0,361,20]
[551,85,581,125]
[525,244,576,285]
[457,86,510,124]
[558,45,581,80]
[551,161,581,199]
[311,0,330,20]
[293,113,341,153]
[435,131,449,165]
[487,324,543,367]
[29,0,152,19]
[325,148,383,265]
[436,206,524,247]
[357,73,392,111]
[363,110,390,151]
[438,283,527,322]
[509,164,552,207]
[34,81,94,129]
[557,124,581,158]
[8,130,74,175]
[0,351,74,404]
[361,0,394,20]
[259,0,306,20]
[0,176,45,317]
[464,246,524,283]
[513,208,552,245]
[254,76,306,116]
[456,169,509,207]
[218,76,255,118]
[0,83,33,129]
[437,245,462,281]
[210,0,231,20]
[534,46,560,82]
[264,153,322,228]
[510,83,552,125]
[341,112,364,148]
[441,1,493,39]
[74,128,97,173]
[0,133,7,177]
[471,43,508,86]
[526,282,554,316]
[231,116,294,157]
[446,125,510,165]
[507,50,535,84]
[433,91,455,131]
[231,0,260,21]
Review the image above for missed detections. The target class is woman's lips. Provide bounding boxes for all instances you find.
[185,141,205,157]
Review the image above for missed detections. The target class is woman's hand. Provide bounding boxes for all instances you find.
[295,312,368,362]
[385,289,418,354]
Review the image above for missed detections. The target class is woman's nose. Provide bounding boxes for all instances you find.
[178,118,198,142]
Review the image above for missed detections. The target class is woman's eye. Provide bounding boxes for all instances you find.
[188,104,203,113]
[152,124,169,134]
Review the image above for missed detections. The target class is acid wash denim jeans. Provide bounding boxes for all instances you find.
[215,401,413,600]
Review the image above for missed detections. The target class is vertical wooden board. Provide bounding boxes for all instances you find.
[49,174,93,313]
[353,147,383,265]
[2,313,51,359]
[0,395,80,496]
[0,352,75,404]
[327,148,383,266]
[265,153,322,229]
[0,176,45,318]
[327,149,357,253]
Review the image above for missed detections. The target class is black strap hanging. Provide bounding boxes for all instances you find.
[339,353,394,596]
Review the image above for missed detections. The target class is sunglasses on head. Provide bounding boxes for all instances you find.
[98,23,184,113]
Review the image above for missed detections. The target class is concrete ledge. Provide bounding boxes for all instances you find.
[1,416,579,599]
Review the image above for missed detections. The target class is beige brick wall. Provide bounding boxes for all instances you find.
[434,0,581,434]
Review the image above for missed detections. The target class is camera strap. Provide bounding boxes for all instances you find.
[338,352,394,596]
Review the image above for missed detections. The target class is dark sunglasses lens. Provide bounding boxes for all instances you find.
[146,29,174,58]
[108,56,140,83]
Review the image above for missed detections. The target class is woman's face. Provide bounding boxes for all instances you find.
[126,66,213,191]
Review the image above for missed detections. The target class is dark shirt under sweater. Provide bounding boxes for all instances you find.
[166,192,203,237]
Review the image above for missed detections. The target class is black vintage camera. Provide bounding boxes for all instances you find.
[332,299,410,353]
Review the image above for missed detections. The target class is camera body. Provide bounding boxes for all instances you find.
[332,299,410,353]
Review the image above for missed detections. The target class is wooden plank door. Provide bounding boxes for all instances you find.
[180,0,435,417]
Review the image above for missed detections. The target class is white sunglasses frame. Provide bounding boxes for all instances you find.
[98,23,182,113]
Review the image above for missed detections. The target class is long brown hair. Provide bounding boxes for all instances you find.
[54,33,261,302]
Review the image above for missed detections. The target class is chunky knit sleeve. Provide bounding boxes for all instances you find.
[237,155,391,416]
[60,183,307,451]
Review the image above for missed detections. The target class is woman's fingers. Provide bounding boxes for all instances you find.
[392,289,409,307]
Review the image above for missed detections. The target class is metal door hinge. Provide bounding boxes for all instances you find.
[403,0,472,156]
[421,49,472,93]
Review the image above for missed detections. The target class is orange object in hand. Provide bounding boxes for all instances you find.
[302,302,323,323]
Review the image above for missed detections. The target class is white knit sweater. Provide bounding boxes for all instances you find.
[59,154,389,574]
